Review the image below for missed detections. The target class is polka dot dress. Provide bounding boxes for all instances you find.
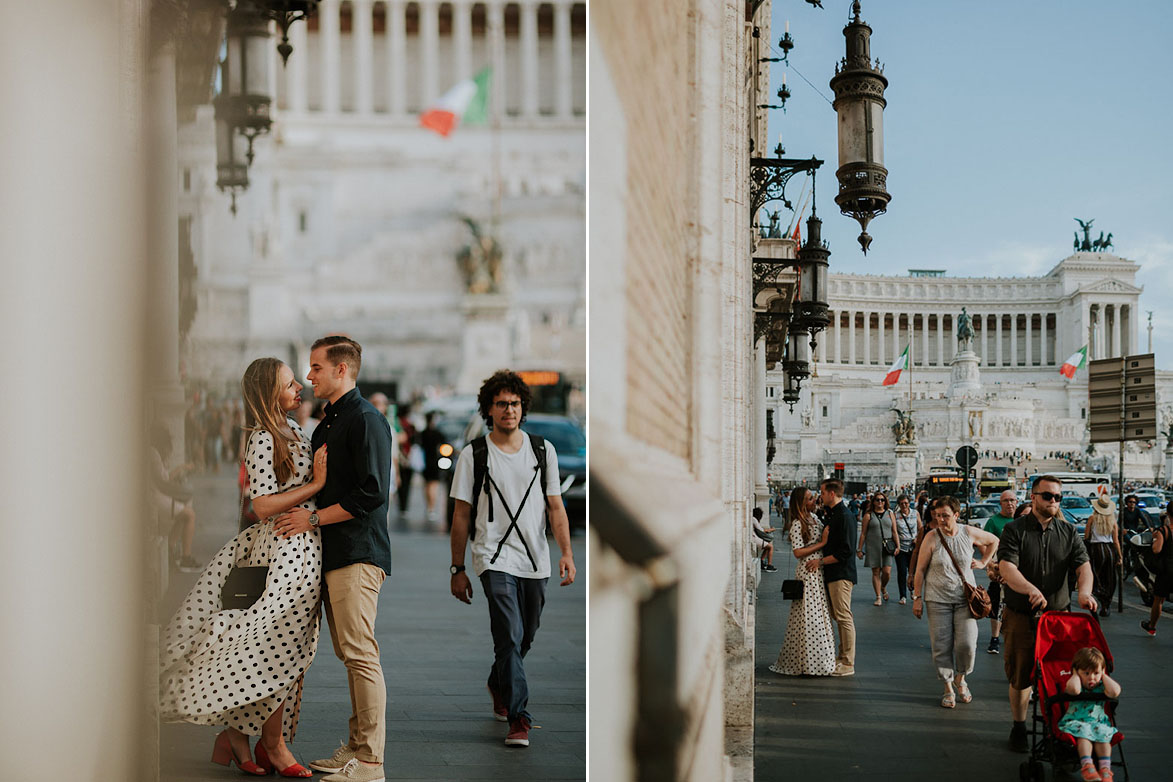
[771,521,837,676]
[160,420,322,741]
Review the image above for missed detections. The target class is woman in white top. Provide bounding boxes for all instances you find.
[893,495,921,605]
[912,496,999,708]
[160,358,328,777]
[1084,495,1122,618]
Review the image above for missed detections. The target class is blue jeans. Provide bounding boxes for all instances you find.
[481,570,548,722]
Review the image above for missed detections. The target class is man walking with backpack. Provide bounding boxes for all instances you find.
[448,370,577,748]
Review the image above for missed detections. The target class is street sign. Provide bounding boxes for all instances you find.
[955,446,978,470]
[1088,353,1157,443]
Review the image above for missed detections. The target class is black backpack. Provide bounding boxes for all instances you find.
[467,433,551,540]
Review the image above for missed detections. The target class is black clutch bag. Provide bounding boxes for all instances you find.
[221,565,269,610]
[781,579,804,600]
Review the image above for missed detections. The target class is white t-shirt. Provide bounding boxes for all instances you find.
[450,431,561,579]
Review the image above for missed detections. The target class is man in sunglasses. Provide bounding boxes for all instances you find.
[997,474,1094,753]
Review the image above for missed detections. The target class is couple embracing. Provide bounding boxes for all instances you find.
[160,336,392,782]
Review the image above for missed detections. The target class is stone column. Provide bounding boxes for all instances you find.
[831,311,839,363]
[555,0,574,118]
[352,0,374,113]
[1039,312,1048,365]
[996,314,1003,366]
[893,312,900,365]
[1025,312,1033,366]
[755,337,769,504]
[876,310,885,366]
[520,0,540,117]
[488,1,505,119]
[936,313,944,366]
[921,312,929,367]
[421,0,440,106]
[287,20,308,111]
[388,0,406,115]
[453,0,472,81]
[848,310,856,365]
[1111,304,1121,357]
[863,310,871,365]
[1013,313,1021,366]
[321,0,341,113]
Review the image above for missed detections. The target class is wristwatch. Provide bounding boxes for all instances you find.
[450,564,466,575]
[308,512,320,528]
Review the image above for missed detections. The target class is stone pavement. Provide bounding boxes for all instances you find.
[158,464,585,781]
[755,512,1168,781]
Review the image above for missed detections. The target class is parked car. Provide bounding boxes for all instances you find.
[1059,506,1086,536]
[964,501,1001,526]
[1134,492,1166,514]
[1060,495,1094,525]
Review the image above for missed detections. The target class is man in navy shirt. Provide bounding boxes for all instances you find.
[275,336,393,782]
[806,478,858,676]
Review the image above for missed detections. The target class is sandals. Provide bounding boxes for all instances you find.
[941,692,956,709]
[956,681,973,703]
[882,590,890,601]
[873,597,883,606]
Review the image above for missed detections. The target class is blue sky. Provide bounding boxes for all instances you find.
[768,0,1173,366]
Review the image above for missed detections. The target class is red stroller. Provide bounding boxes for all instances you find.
[1019,611,1128,782]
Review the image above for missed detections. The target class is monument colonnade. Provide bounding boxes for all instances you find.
[283,0,582,119]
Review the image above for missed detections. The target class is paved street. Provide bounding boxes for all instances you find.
[755,512,1168,781]
[158,464,585,781]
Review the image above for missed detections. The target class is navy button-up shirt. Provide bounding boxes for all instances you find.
[311,387,393,575]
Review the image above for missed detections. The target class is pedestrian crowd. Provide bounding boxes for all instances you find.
[761,473,1170,777]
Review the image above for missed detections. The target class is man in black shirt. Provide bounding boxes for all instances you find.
[275,336,393,782]
[998,474,1094,754]
[1120,494,1155,534]
[806,478,858,676]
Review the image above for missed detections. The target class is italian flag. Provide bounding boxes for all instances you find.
[882,344,909,386]
[420,68,491,137]
[1059,345,1088,378]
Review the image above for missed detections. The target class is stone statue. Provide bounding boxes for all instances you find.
[1074,231,1080,251]
[956,307,974,347]
[767,210,781,239]
[1075,218,1095,251]
[892,408,916,445]
[1103,232,1114,251]
[457,216,503,295]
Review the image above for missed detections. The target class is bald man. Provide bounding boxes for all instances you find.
[981,489,1017,654]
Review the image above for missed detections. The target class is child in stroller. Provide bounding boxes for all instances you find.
[1058,647,1121,781]
[1020,612,1128,782]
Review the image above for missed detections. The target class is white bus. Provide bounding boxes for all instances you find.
[1025,472,1111,500]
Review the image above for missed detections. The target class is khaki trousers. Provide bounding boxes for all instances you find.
[826,579,856,668]
[324,563,387,763]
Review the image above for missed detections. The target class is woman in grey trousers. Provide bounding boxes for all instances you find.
[912,496,999,708]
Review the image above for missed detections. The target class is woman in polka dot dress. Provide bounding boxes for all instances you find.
[770,485,837,676]
[160,358,328,777]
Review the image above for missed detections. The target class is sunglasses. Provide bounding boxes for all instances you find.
[1033,491,1062,502]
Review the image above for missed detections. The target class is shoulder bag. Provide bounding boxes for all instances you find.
[939,530,991,619]
[879,511,897,555]
[220,527,271,610]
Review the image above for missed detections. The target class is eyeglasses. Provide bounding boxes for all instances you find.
[1033,491,1062,502]
[493,400,523,411]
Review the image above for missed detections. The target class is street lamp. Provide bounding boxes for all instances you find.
[224,1,273,164]
[791,209,831,340]
[782,368,802,411]
[252,0,320,66]
[215,97,250,215]
[830,0,890,254]
[784,324,811,382]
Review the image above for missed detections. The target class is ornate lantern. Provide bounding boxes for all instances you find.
[214,97,250,214]
[253,1,320,66]
[829,1,890,254]
[782,369,802,411]
[791,212,831,338]
[224,1,273,163]
[784,324,810,382]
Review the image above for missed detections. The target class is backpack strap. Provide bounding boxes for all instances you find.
[468,436,489,540]
[528,433,552,518]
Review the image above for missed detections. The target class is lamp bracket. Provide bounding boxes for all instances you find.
[749,156,822,223]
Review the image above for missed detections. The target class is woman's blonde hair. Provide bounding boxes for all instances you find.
[1072,646,1106,673]
[241,357,297,485]
[1087,510,1116,539]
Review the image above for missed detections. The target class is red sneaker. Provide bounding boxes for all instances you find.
[488,685,508,722]
[1100,769,1114,782]
[505,717,531,747]
[1079,762,1102,782]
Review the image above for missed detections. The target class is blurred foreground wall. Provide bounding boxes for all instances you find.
[0,1,153,779]
[589,1,770,779]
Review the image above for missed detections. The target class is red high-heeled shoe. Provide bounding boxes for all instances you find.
[211,730,269,776]
[254,742,312,778]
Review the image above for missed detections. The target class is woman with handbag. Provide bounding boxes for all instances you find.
[1084,495,1122,618]
[770,486,837,677]
[858,493,899,606]
[160,358,328,777]
[912,496,1000,708]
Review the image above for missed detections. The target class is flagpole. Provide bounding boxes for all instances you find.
[908,318,913,417]
[489,18,502,233]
